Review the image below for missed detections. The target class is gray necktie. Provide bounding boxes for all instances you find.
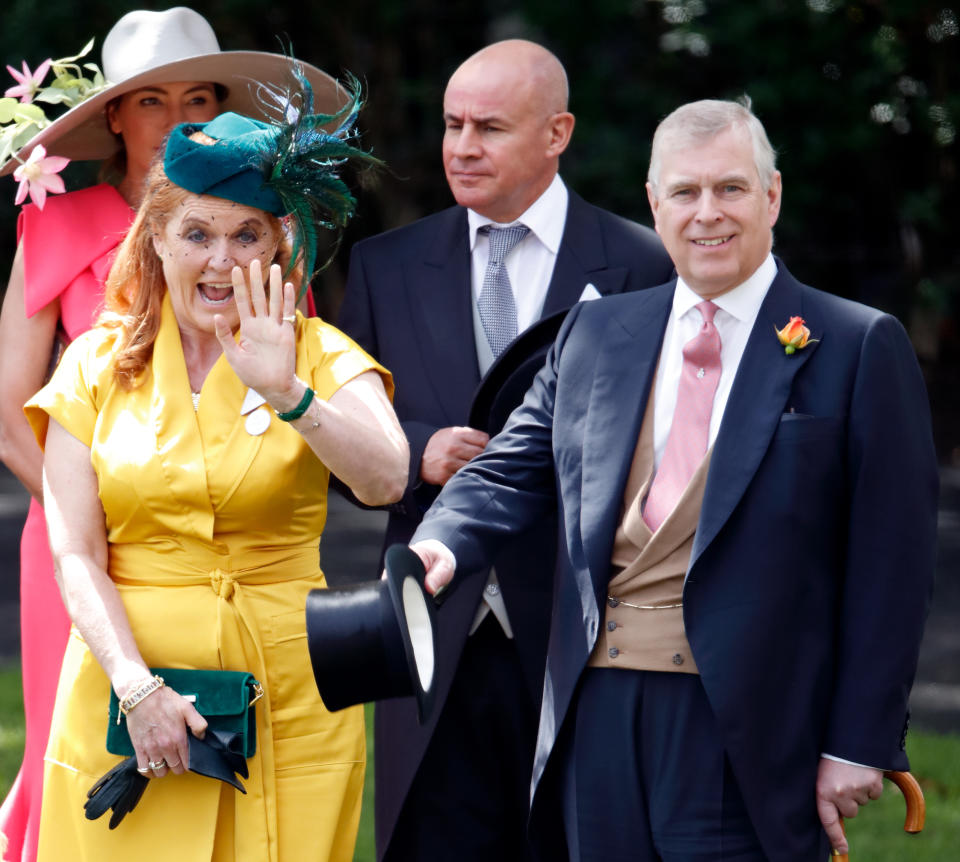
[478,224,529,357]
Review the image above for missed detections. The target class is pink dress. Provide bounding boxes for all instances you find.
[0,184,132,862]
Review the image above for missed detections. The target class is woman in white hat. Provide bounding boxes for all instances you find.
[0,9,344,861]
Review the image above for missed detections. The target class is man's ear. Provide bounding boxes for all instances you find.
[646,183,661,234]
[767,171,783,228]
[546,112,575,158]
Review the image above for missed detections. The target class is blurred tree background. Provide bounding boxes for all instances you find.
[1,0,957,458]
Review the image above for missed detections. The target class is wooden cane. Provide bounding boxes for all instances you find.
[831,770,925,861]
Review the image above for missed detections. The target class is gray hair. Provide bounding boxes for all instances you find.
[647,97,777,193]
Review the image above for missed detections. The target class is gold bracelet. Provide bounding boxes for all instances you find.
[117,674,165,723]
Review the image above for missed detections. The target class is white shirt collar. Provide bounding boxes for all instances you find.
[467,174,568,253]
[672,253,777,324]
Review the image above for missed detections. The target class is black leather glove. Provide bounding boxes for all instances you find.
[84,756,149,829]
[187,729,249,792]
[85,730,249,828]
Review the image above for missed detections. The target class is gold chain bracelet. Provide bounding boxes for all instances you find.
[117,674,165,723]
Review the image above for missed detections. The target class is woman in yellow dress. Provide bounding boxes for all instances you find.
[24,80,408,861]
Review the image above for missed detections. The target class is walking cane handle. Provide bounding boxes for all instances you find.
[883,770,925,832]
[832,770,924,861]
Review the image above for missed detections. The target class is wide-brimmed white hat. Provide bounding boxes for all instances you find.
[0,7,344,176]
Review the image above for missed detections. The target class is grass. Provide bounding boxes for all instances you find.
[0,669,956,860]
[841,731,960,860]
[353,703,375,862]
[0,666,25,799]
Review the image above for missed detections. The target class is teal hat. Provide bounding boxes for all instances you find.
[164,113,285,215]
[160,67,379,298]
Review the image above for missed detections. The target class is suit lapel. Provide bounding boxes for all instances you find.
[541,192,628,317]
[407,207,480,423]
[691,263,821,569]
[580,286,673,591]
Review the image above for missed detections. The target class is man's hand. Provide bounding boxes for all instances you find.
[420,426,490,486]
[816,758,884,854]
[409,540,456,596]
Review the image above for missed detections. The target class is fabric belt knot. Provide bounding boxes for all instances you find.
[210,569,236,600]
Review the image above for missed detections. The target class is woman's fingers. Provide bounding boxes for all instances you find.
[140,752,169,778]
[268,264,283,320]
[130,689,204,778]
[231,265,251,321]
[233,260,287,325]
[249,258,268,317]
[185,704,208,743]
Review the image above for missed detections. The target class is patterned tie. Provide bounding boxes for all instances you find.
[478,224,529,357]
[643,300,722,532]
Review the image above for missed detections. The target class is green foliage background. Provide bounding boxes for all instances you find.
[1,0,958,453]
[1,4,957,856]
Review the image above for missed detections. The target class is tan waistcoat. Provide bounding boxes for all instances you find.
[588,391,711,674]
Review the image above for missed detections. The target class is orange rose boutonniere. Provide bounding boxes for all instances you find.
[775,316,818,355]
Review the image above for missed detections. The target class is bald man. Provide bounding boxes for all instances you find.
[338,40,673,861]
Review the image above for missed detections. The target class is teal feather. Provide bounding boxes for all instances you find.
[251,65,380,300]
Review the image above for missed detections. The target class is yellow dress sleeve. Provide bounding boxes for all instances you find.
[23,326,119,449]
[297,316,394,402]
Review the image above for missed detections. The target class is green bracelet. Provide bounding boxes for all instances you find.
[276,385,315,421]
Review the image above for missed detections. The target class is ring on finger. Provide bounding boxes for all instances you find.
[136,765,152,775]
[148,758,166,770]
[282,315,296,324]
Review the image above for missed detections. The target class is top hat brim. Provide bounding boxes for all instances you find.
[383,545,438,723]
[469,308,569,436]
[305,545,438,724]
[1,53,344,176]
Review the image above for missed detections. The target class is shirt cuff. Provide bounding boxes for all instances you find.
[820,753,881,770]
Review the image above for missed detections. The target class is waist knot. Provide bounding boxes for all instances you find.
[210,569,236,599]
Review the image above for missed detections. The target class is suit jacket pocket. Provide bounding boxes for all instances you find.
[773,414,843,442]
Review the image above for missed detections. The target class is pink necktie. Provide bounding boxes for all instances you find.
[643,300,722,532]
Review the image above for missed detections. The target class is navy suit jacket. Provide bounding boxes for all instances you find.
[414,261,938,862]
[337,189,674,856]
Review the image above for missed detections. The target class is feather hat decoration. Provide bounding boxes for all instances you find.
[164,63,379,299]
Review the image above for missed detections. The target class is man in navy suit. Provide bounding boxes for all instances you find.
[410,98,938,861]
[337,39,673,861]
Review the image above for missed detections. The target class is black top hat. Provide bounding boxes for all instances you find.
[305,545,438,723]
[469,309,569,436]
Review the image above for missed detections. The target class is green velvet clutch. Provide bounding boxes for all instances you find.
[107,668,263,759]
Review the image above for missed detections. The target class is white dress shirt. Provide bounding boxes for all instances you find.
[468,175,569,375]
[465,175,570,634]
[652,254,777,470]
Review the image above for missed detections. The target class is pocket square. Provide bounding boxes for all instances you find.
[578,283,601,301]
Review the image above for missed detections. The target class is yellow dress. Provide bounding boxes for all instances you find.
[25,295,392,862]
